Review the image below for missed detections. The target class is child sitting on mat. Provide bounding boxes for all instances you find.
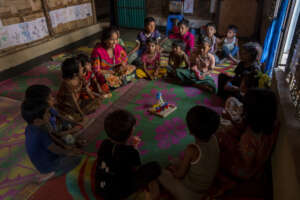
[76,54,111,99]
[176,39,216,93]
[56,58,101,122]
[167,40,190,74]
[158,105,220,200]
[95,109,161,200]
[128,17,162,65]
[25,84,89,146]
[136,38,167,80]
[21,100,83,182]
[202,23,221,64]
[221,25,240,64]
[169,19,195,56]
[218,44,260,100]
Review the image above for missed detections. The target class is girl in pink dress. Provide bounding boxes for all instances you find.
[136,38,167,80]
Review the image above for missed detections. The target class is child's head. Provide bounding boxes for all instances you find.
[178,19,189,36]
[206,23,216,38]
[226,25,238,39]
[186,105,220,141]
[25,84,55,107]
[198,38,211,56]
[111,25,121,37]
[241,44,258,63]
[146,38,157,54]
[244,88,277,134]
[144,17,156,33]
[61,57,82,79]
[240,71,259,95]
[76,53,92,73]
[172,40,186,54]
[21,100,50,125]
[101,27,119,49]
[104,109,136,143]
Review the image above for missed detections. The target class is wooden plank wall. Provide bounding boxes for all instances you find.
[0,0,96,56]
[218,0,258,38]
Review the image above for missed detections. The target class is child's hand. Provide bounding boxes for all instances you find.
[191,65,198,72]
[167,165,177,173]
[129,136,141,148]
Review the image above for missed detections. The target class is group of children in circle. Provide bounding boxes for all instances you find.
[20,16,274,200]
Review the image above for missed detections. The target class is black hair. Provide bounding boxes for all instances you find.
[21,100,49,124]
[146,38,157,45]
[61,57,80,79]
[244,88,277,134]
[186,105,220,141]
[100,27,119,44]
[144,17,155,27]
[25,84,51,103]
[172,40,186,50]
[244,45,258,62]
[171,18,179,24]
[228,24,238,33]
[178,19,189,27]
[104,109,136,142]
[206,23,216,30]
[76,53,91,68]
[198,37,212,47]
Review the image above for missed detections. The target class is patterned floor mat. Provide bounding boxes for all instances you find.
[0,37,235,199]
[27,79,224,200]
[0,97,37,200]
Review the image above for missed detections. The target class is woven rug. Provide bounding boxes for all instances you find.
[0,81,137,200]
[0,97,37,200]
[0,37,236,199]
[27,79,224,200]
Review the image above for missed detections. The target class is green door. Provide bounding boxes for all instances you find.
[117,0,146,29]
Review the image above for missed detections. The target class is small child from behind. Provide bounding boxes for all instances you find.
[25,84,88,145]
[95,109,161,199]
[168,40,190,74]
[21,100,83,182]
[158,105,220,200]
[136,38,167,80]
[221,25,240,64]
[56,58,100,122]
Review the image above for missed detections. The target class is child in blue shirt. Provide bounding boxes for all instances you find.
[25,84,89,145]
[21,100,83,182]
